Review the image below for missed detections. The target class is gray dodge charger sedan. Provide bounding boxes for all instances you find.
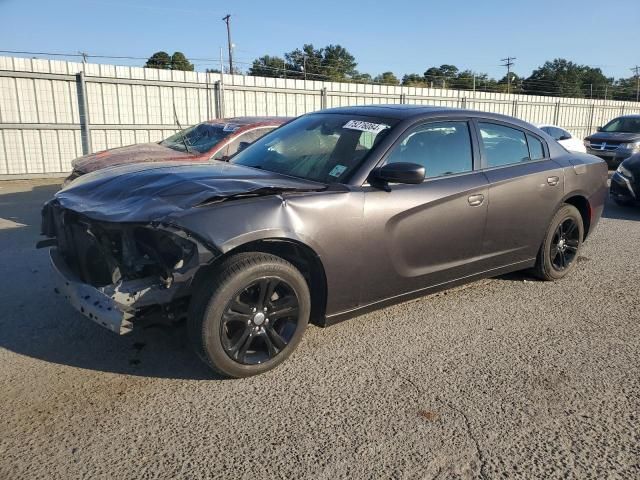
[40,105,608,377]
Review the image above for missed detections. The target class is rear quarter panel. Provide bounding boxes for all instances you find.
[555,152,608,235]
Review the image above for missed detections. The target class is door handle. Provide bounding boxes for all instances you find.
[547,176,559,186]
[467,194,485,207]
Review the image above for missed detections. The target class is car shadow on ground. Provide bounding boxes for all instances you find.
[0,181,225,381]
[602,200,640,221]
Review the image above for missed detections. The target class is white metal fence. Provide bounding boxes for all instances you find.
[1,55,639,178]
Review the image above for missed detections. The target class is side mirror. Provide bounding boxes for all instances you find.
[370,162,425,187]
[597,126,603,132]
[237,141,251,153]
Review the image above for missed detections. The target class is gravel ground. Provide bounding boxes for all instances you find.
[0,179,638,479]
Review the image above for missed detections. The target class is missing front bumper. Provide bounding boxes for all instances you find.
[51,249,135,334]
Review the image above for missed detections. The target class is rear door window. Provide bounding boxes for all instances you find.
[478,122,530,168]
[526,134,545,160]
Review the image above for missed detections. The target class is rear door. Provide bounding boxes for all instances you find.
[360,119,489,305]
[476,120,564,265]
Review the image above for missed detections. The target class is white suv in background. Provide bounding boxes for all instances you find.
[537,124,586,153]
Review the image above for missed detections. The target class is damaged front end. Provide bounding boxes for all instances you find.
[39,200,218,334]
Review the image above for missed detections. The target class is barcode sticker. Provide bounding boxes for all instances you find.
[343,120,389,134]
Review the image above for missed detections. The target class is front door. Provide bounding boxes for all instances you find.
[360,120,489,306]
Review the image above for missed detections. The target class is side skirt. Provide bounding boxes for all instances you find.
[322,258,535,327]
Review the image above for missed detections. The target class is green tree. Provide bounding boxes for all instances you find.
[402,73,427,87]
[374,71,399,85]
[285,44,325,79]
[145,51,171,69]
[449,69,477,90]
[423,67,442,86]
[423,65,459,87]
[281,44,357,81]
[322,44,357,80]
[613,76,639,100]
[522,58,612,98]
[351,71,373,83]
[497,73,523,94]
[249,55,287,78]
[170,52,194,71]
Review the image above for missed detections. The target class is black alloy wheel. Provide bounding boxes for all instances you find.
[188,252,310,378]
[533,203,584,281]
[221,277,300,365]
[549,218,580,271]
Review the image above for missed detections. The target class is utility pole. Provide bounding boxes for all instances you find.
[222,14,233,74]
[501,56,516,94]
[632,66,640,102]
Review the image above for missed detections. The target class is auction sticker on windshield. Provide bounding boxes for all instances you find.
[343,120,389,134]
[223,124,240,132]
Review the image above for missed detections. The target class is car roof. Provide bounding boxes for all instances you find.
[204,116,291,126]
[314,104,537,129]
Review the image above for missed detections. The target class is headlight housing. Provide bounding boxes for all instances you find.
[618,141,640,151]
[583,139,591,147]
[617,164,633,178]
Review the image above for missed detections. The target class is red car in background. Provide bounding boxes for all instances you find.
[65,117,290,183]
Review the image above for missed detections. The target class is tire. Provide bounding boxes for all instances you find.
[188,252,310,378]
[533,204,584,281]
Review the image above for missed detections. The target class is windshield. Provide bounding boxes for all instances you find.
[230,114,397,183]
[601,117,640,134]
[161,123,237,153]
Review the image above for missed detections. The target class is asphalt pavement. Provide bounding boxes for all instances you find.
[0,179,638,479]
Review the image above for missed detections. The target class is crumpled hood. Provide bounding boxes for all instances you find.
[53,161,326,223]
[71,143,193,173]
[586,132,640,143]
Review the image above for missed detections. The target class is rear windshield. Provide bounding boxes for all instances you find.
[230,113,398,183]
[601,117,640,134]
[161,123,237,153]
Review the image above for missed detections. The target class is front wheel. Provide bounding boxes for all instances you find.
[188,252,310,378]
[533,204,584,281]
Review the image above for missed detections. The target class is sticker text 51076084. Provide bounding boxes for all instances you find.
[343,120,389,134]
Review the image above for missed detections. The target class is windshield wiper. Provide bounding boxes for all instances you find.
[172,103,192,154]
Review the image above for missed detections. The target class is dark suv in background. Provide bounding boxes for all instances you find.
[584,115,640,169]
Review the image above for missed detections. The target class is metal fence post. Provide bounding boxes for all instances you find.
[400,93,406,104]
[587,103,596,134]
[213,81,223,119]
[75,71,92,155]
[553,101,560,125]
[461,97,467,109]
[320,87,328,109]
[512,99,518,117]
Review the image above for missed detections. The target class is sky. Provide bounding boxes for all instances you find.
[0,0,638,80]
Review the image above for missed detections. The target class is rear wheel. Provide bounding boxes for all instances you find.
[533,204,584,281]
[188,252,310,378]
